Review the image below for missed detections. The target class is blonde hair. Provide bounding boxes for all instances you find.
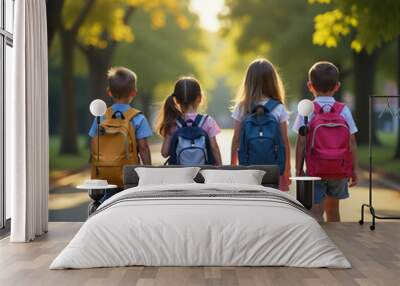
[234,58,285,115]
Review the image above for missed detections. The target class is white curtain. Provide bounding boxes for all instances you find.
[6,0,49,242]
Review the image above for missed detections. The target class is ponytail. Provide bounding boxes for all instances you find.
[156,94,183,137]
[157,77,203,137]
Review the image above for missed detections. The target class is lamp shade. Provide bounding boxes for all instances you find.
[89,99,107,117]
[297,99,314,117]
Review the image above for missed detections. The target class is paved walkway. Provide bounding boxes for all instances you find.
[49,129,400,222]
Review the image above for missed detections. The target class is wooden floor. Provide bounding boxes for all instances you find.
[0,222,399,286]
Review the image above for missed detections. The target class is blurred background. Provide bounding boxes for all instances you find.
[47,0,400,222]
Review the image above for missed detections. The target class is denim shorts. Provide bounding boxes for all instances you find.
[314,178,349,204]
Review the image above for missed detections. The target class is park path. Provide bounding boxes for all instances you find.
[49,129,400,222]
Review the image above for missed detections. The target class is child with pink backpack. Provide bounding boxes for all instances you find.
[293,61,359,222]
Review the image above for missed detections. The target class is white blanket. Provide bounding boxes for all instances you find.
[50,183,351,269]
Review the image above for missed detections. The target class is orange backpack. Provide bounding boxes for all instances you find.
[91,107,141,186]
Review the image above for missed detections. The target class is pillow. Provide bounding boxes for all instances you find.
[135,167,201,186]
[200,169,266,185]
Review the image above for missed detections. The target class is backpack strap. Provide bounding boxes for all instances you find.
[313,102,323,114]
[194,114,208,128]
[123,108,142,122]
[176,117,187,128]
[251,99,279,114]
[313,102,345,114]
[331,102,345,115]
[105,107,141,121]
[104,107,114,119]
[264,99,280,112]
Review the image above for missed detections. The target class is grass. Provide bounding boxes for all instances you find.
[358,132,400,177]
[49,136,90,175]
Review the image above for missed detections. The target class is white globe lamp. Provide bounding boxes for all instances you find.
[90,99,107,163]
[297,99,314,117]
[90,99,107,117]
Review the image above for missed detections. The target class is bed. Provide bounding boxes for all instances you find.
[50,165,351,269]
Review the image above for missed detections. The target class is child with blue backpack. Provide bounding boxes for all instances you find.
[156,77,222,165]
[231,59,291,191]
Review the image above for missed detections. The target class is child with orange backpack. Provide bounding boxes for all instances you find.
[293,61,359,222]
[89,67,152,202]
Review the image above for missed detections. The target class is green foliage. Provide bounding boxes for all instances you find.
[62,0,190,48]
[309,0,400,53]
[113,9,206,104]
[49,34,89,76]
[222,0,350,101]
[49,0,206,132]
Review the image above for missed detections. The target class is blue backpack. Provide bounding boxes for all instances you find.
[167,114,215,165]
[238,99,285,174]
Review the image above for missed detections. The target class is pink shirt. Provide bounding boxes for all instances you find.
[169,113,221,138]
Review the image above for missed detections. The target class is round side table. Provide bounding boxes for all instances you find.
[290,176,321,210]
[76,184,117,216]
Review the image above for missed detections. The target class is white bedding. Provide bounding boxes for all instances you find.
[50,183,351,269]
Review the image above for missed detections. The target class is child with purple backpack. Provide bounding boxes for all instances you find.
[293,61,359,222]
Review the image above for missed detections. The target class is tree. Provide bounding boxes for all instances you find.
[351,48,381,145]
[46,0,64,49]
[221,0,351,101]
[78,5,137,122]
[58,0,95,154]
[113,9,205,118]
[76,0,190,116]
[310,0,400,53]
[55,0,190,154]
[309,0,400,147]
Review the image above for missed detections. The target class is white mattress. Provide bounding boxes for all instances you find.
[50,183,351,269]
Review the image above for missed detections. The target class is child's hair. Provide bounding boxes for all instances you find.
[308,61,339,93]
[235,58,285,115]
[156,77,203,137]
[107,67,137,99]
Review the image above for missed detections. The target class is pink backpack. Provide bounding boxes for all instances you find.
[305,101,353,179]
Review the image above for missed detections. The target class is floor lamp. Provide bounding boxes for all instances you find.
[298,99,314,156]
[87,99,107,215]
[89,99,107,163]
[291,99,319,210]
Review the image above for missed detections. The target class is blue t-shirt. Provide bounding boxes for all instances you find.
[88,103,153,140]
